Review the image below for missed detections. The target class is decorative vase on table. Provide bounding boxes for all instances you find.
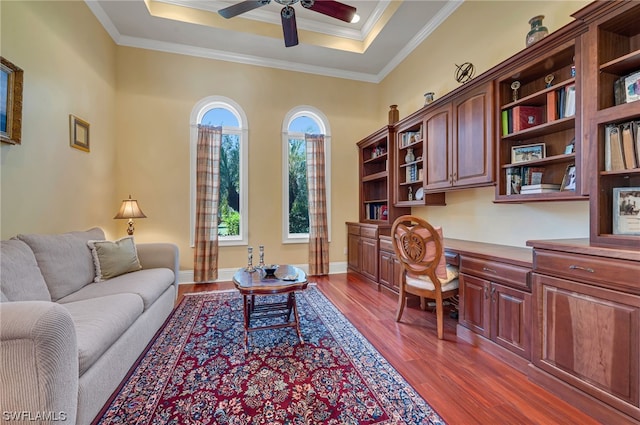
[405,148,415,164]
[526,15,548,47]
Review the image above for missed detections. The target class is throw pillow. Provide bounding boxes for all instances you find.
[88,236,142,282]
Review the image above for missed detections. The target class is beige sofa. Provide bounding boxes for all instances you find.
[0,228,179,424]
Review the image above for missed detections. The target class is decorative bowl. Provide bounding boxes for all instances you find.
[262,264,279,276]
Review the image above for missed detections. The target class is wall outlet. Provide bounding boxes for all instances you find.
[343,247,347,255]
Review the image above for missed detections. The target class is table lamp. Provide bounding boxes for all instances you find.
[114,195,147,235]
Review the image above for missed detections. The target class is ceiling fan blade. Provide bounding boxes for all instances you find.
[281,6,299,47]
[218,0,270,19]
[304,0,356,23]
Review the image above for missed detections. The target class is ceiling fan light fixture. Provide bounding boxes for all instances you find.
[350,13,360,23]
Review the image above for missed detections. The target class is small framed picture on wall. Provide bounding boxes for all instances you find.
[69,114,90,152]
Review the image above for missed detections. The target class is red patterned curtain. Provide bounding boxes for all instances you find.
[305,134,329,275]
[194,125,222,282]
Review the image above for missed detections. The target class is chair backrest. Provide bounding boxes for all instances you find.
[391,215,447,280]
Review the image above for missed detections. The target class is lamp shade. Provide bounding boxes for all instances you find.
[114,195,147,219]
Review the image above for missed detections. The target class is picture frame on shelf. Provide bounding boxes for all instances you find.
[560,164,576,191]
[612,187,640,235]
[1,57,23,145]
[69,114,90,152]
[564,137,575,154]
[511,143,546,164]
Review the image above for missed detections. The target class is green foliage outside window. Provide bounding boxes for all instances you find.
[289,138,309,234]
[218,134,240,236]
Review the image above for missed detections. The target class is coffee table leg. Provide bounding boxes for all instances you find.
[291,292,304,345]
[243,294,250,353]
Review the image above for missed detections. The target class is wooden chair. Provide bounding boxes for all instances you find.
[391,215,459,339]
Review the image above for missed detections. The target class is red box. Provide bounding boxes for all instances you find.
[513,105,543,132]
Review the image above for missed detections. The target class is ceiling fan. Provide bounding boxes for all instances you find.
[218,0,357,47]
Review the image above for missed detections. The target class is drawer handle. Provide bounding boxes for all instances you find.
[484,286,489,300]
[569,265,594,273]
[482,267,497,274]
[491,287,496,302]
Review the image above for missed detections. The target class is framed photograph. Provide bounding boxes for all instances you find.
[1,57,24,145]
[511,143,545,164]
[69,114,90,152]
[613,187,640,235]
[560,164,576,191]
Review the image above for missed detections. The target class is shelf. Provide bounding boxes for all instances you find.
[400,180,422,186]
[494,191,587,203]
[364,198,387,204]
[363,153,387,164]
[362,171,388,182]
[501,117,575,140]
[501,78,575,110]
[595,101,640,124]
[398,139,422,150]
[502,153,576,169]
[600,49,640,75]
[600,168,640,177]
[400,159,421,168]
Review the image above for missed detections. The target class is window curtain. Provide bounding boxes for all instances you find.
[194,125,222,282]
[305,133,329,275]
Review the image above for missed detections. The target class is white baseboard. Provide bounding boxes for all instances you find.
[178,261,348,284]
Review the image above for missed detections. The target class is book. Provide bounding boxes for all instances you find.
[501,110,509,136]
[520,187,561,194]
[557,87,565,119]
[621,122,637,169]
[563,84,576,117]
[521,183,561,191]
[624,70,640,104]
[506,167,521,195]
[512,105,543,132]
[605,125,625,171]
[546,90,558,121]
[635,121,640,166]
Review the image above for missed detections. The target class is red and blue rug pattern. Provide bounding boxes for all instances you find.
[94,286,446,424]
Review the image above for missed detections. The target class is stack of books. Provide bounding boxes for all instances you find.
[604,120,640,171]
[520,183,561,194]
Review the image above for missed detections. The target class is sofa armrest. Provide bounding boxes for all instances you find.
[136,243,180,285]
[0,301,78,423]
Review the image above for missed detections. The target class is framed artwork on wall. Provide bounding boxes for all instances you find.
[1,57,24,145]
[69,114,90,152]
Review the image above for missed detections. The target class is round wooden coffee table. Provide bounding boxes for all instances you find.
[232,265,308,352]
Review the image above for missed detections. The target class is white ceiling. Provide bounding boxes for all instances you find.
[87,0,463,82]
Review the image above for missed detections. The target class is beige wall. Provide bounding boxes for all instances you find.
[1,0,597,273]
[379,0,592,247]
[114,48,378,269]
[1,1,118,239]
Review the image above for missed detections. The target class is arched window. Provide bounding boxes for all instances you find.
[190,96,248,246]
[282,106,331,243]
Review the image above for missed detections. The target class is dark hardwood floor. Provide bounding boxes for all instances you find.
[178,273,599,425]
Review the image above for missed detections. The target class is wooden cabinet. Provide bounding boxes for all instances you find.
[578,1,640,249]
[379,235,402,292]
[357,126,410,224]
[528,238,640,424]
[494,35,587,202]
[458,256,532,360]
[346,222,382,283]
[422,81,494,192]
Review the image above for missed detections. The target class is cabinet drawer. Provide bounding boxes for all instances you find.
[534,250,640,294]
[461,256,530,290]
[361,226,378,239]
[347,224,360,236]
[379,237,394,253]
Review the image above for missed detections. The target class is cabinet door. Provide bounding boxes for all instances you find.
[379,250,393,289]
[459,273,490,338]
[532,273,640,414]
[392,256,403,292]
[453,81,493,187]
[347,233,360,272]
[490,282,531,360]
[360,237,378,281]
[424,104,453,190]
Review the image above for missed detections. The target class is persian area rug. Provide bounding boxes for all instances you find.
[93,286,445,425]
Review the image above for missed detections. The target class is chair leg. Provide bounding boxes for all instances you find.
[419,296,426,310]
[435,293,444,339]
[396,285,406,322]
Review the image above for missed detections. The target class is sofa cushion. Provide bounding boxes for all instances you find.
[57,268,174,310]
[88,236,142,282]
[61,294,144,375]
[0,239,51,302]
[17,228,105,301]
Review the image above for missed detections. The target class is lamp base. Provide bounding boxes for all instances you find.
[127,219,135,235]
